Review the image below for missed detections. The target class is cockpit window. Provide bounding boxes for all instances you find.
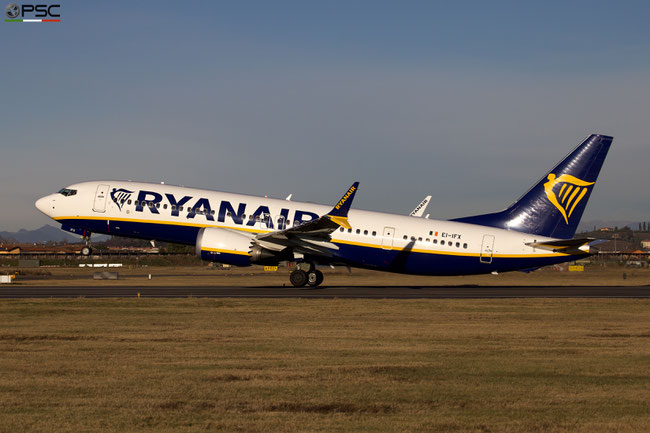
[58,188,77,197]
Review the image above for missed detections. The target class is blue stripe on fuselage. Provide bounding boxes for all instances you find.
[57,217,584,276]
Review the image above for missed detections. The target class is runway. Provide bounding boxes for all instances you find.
[1,285,649,298]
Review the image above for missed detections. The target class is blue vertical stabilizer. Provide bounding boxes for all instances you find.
[452,134,612,239]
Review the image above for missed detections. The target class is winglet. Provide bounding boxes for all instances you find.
[410,195,432,217]
[326,182,359,229]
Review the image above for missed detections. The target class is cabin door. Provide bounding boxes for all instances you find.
[480,235,495,263]
[93,184,110,213]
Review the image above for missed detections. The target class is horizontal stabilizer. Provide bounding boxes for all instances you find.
[525,238,594,253]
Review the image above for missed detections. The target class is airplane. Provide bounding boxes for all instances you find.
[35,134,612,287]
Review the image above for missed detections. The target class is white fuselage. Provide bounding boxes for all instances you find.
[36,180,579,275]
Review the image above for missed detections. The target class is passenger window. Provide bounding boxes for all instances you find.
[372,231,376,236]
[356,229,360,234]
[418,237,422,242]
[348,229,352,233]
[463,243,468,249]
[340,227,344,232]
[426,238,430,242]
[433,239,437,244]
[179,206,183,211]
[163,204,167,209]
[135,200,139,206]
[363,230,368,235]
[440,240,445,246]
[156,203,160,208]
[128,199,132,205]
[227,212,232,217]
[403,235,407,240]
[211,210,216,215]
[456,242,460,247]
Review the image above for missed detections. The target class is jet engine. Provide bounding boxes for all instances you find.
[195,227,282,266]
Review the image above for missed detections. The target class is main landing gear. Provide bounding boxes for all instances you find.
[81,234,93,256]
[289,264,324,287]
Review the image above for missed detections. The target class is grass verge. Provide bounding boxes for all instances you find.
[0,298,649,432]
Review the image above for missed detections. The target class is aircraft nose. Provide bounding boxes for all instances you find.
[35,195,53,215]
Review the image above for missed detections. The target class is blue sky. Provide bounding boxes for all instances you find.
[1,1,649,231]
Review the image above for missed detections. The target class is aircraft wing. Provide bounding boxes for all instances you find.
[525,237,595,254]
[254,182,359,258]
[410,196,431,217]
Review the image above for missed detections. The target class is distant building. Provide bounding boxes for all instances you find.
[641,239,650,250]
[599,227,614,232]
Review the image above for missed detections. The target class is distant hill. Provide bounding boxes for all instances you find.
[578,220,642,233]
[0,225,108,244]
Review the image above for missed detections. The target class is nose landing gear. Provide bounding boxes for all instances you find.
[80,234,93,256]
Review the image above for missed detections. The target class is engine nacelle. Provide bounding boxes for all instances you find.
[196,227,254,266]
[195,227,283,266]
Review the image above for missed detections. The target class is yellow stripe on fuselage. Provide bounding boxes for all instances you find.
[201,247,250,256]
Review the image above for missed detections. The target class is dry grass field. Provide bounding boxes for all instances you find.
[1,298,649,432]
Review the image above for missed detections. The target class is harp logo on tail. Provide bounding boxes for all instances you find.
[110,188,134,211]
[543,174,594,224]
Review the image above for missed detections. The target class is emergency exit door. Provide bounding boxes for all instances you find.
[382,227,395,250]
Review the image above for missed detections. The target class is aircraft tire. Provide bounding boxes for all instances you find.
[307,270,324,287]
[81,246,92,256]
[290,270,308,287]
